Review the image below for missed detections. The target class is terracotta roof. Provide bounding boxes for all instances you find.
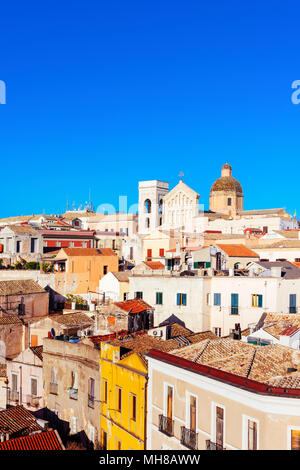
[108,332,183,358]
[30,345,43,361]
[0,430,64,450]
[0,316,22,325]
[113,299,154,314]
[216,244,259,258]
[255,313,300,339]
[0,279,46,296]
[0,406,43,435]
[50,312,93,327]
[144,261,165,270]
[4,224,40,234]
[56,248,116,257]
[169,337,300,385]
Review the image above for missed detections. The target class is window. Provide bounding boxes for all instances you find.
[216,406,224,449]
[102,379,108,404]
[295,258,300,263]
[135,291,143,299]
[189,395,196,432]
[213,293,221,306]
[16,241,21,253]
[159,248,165,257]
[31,377,38,397]
[115,438,122,450]
[290,294,296,314]
[82,242,87,248]
[167,386,173,420]
[116,386,122,412]
[123,292,129,301]
[156,292,163,305]
[88,377,95,408]
[247,419,258,450]
[31,238,38,253]
[103,265,108,275]
[291,429,300,450]
[145,218,150,229]
[71,417,77,434]
[55,241,61,248]
[214,327,221,337]
[227,198,232,206]
[101,431,107,450]
[177,293,187,306]
[231,293,239,315]
[130,394,137,422]
[147,249,152,260]
[252,294,263,308]
[69,242,74,248]
[89,425,95,444]
[144,199,151,214]
[18,302,25,316]
[70,371,78,399]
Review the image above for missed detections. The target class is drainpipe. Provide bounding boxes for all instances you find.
[19,366,22,406]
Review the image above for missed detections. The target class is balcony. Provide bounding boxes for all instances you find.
[158,414,174,437]
[9,390,19,403]
[26,394,39,407]
[206,439,225,450]
[88,394,95,408]
[50,382,58,395]
[69,388,78,400]
[181,426,198,450]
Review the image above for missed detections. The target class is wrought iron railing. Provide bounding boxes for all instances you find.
[69,388,78,400]
[206,439,225,450]
[158,414,174,437]
[180,426,198,450]
[26,394,39,407]
[88,394,95,408]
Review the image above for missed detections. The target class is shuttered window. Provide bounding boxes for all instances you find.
[248,420,257,450]
[213,293,221,306]
[156,292,163,305]
[177,293,187,306]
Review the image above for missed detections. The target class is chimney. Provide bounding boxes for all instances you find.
[271,266,282,278]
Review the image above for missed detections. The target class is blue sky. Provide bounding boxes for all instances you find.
[0,0,300,217]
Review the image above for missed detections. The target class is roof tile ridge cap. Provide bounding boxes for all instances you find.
[193,339,212,363]
[246,348,258,379]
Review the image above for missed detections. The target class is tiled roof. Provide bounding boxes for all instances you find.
[0,430,64,450]
[144,261,165,270]
[0,406,43,435]
[50,312,93,327]
[216,244,259,258]
[169,337,300,385]
[113,299,154,314]
[109,332,182,358]
[0,279,46,296]
[111,271,131,282]
[57,248,116,257]
[256,261,300,279]
[4,224,39,234]
[280,326,300,337]
[0,316,22,325]
[30,345,43,361]
[254,313,300,340]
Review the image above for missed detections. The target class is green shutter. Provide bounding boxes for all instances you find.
[258,295,263,308]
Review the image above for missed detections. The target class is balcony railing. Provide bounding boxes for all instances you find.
[88,394,95,408]
[26,394,39,407]
[181,426,198,450]
[9,390,19,403]
[50,382,58,395]
[69,388,78,400]
[206,439,225,450]
[158,414,174,437]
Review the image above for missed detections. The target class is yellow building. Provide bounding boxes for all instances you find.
[99,342,147,450]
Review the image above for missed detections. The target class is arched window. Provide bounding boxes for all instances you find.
[146,217,150,229]
[158,199,163,214]
[234,262,240,269]
[144,199,151,213]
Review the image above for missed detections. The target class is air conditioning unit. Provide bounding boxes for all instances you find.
[152,329,163,337]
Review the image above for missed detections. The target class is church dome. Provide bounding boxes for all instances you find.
[210,176,243,194]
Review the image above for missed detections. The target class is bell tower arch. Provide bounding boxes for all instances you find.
[138,180,169,234]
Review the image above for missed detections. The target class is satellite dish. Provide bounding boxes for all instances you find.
[51,328,55,338]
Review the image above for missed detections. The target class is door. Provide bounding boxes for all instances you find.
[190,396,196,432]
[167,386,173,434]
[216,252,221,270]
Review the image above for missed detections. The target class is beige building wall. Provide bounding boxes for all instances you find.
[147,356,300,450]
[43,337,101,449]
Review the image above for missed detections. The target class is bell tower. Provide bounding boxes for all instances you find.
[138,180,169,234]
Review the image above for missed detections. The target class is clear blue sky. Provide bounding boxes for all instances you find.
[0,0,299,217]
